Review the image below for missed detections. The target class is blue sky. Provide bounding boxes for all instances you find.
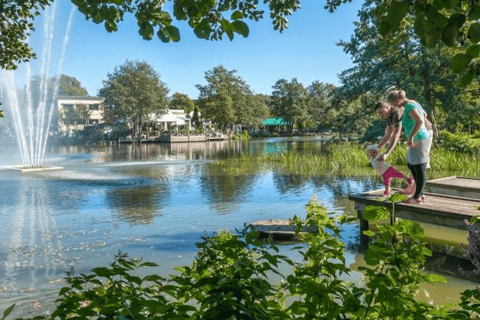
[15,0,362,99]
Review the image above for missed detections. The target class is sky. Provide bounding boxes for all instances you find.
[11,0,363,100]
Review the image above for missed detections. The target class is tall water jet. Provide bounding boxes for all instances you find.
[0,1,75,171]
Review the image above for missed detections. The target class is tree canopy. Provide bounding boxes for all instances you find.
[196,65,269,127]
[99,60,169,134]
[1,0,301,70]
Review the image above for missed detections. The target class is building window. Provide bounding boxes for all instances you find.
[89,104,100,111]
[89,119,99,125]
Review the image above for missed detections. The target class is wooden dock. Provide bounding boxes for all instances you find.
[426,176,480,199]
[250,219,318,240]
[349,177,480,251]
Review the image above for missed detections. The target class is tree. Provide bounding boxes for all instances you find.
[326,0,480,86]
[1,0,301,70]
[308,81,336,130]
[58,75,89,96]
[99,60,169,136]
[332,0,474,135]
[196,65,267,128]
[62,104,90,129]
[169,92,195,114]
[270,78,309,130]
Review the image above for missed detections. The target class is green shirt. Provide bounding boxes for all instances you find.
[402,102,430,142]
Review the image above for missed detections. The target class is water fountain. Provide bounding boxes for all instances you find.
[0,1,75,172]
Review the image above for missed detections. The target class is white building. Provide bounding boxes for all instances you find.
[57,96,105,133]
[147,108,191,131]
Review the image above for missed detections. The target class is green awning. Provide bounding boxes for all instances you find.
[263,118,287,126]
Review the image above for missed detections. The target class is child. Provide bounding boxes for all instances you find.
[366,145,415,197]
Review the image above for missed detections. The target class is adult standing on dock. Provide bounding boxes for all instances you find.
[374,100,404,163]
[385,90,433,204]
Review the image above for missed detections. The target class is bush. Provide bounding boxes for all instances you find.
[438,131,480,155]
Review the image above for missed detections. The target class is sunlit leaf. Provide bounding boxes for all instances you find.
[363,205,390,222]
[220,19,234,40]
[231,11,244,20]
[425,273,447,283]
[389,193,408,203]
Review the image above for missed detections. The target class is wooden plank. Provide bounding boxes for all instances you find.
[348,190,480,231]
[250,219,318,239]
[426,176,480,199]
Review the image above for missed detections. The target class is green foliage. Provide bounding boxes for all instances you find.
[99,60,169,136]
[10,197,480,319]
[169,92,195,115]
[232,130,250,141]
[2,0,301,70]
[270,78,310,130]
[0,110,3,118]
[0,0,52,70]
[327,0,480,86]
[438,131,480,155]
[196,66,269,127]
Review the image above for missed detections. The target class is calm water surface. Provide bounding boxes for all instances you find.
[0,137,474,317]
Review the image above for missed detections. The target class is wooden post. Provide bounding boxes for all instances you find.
[358,209,369,252]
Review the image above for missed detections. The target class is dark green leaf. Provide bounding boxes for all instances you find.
[468,23,480,43]
[92,267,112,277]
[157,28,170,43]
[451,54,472,73]
[386,1,410,27]
[232,20,249,37]
[467,45,480,58]
[194,21,211,39]
[2,304,15,319]
[457,69,474,87]
[379,21,394,36]
[165,25,180,42]
[441,23,457,47]
[220,19,234,40]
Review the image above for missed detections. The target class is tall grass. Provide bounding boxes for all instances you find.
[213,142,480,178]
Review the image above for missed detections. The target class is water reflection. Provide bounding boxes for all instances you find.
[0,178,66,292]
[0,138,476,317]
[107,186,163,225]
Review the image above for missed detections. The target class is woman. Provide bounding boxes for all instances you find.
[386,90,432,204]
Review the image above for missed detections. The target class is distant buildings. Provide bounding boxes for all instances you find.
[56,96,105,133]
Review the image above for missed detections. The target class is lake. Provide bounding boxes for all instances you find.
[0,137,474,318]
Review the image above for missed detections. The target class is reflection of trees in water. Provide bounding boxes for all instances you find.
[271,173,310,196]
[106,186,164,225]
[199,164,259,213]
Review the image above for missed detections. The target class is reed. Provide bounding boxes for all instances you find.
[213,142,480,178]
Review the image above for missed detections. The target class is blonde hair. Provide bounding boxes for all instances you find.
[386,89,406,103]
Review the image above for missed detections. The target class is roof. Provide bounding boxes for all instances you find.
[57,96,105,101]
[263,118,288,126]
